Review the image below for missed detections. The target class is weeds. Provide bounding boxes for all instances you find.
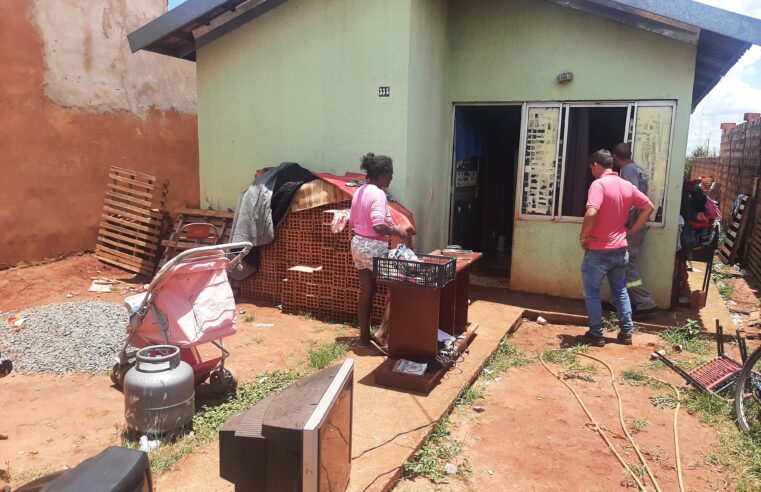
[457,385,486,408]
[402,416,468,483]
[482,337,529,378]
[649,393,679,409]
[243,313,255,323]
[602,311,620,332]
[129,369,306,476]
[541,346,597,381]
[717,282,735,299]
[629,417,648,432]
[660,319,710,355]
[621,370,667,389]
[307,341,348,370]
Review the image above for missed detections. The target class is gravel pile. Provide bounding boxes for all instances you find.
[0,300,128,374]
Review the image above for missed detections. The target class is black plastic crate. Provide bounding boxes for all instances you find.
[373,254,455,288]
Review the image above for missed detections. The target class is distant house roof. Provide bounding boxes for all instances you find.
[128,0,761,110]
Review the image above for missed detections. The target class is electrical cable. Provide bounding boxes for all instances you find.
[539,354,649,491]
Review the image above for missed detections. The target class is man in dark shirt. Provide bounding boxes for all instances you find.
[612,143,658,319]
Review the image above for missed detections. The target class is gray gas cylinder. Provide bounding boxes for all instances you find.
[124,345,195,435]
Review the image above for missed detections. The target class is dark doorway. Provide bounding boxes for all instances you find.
[450,106,522,278]
[561,106,629,217]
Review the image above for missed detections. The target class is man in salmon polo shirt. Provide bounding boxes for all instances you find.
[578,149,655,347]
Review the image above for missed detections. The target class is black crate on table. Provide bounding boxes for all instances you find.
[373,254,455,288]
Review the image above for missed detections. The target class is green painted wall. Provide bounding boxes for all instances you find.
[196,0,697,307]
[428,0,694,307]
[196,0,413,209]
[403,0,449,250]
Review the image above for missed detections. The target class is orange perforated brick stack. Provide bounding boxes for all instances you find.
[239,200,387,325]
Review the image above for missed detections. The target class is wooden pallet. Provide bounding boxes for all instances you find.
[719,195,750,265]
[158,208,235,267]
[95,166,168,276]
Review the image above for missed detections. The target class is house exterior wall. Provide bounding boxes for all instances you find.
[196,0,413,210]
[0,0,199,267]
[403,0,450,244]
[431,0,695,307]
[196,0,696,307]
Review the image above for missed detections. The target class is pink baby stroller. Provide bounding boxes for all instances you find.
[110,242,253,395]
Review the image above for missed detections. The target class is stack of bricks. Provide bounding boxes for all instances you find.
[239,200,387,325]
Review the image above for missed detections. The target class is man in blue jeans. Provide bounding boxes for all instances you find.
[578,150,654,347]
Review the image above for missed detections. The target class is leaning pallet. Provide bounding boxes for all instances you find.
[95,166,168,276]
[158,208,235,267]
[719,194,751,265]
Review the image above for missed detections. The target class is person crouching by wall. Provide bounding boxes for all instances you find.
[349,153,414,350]
[578,150,654,347]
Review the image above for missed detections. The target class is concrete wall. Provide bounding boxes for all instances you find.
[0,0,199,267]
[196,0,412,210]
[436,0,696,307]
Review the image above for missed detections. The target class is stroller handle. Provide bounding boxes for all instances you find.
[132,242,253,323]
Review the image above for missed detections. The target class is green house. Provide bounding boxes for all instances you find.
[130,0,761,307]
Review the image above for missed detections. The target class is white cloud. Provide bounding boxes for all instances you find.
[688,1,761,155]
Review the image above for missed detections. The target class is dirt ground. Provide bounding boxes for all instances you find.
[0,253,143,313]
[399,323,734,491]
[1,254,750,490]
[0,255,360,489]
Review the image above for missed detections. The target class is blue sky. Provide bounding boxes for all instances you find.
[165,0,758,155]
[689,0,761,154]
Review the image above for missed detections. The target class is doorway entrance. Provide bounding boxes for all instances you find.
[450,105,522,278]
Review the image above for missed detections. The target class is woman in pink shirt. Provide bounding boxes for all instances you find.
[350,153,410,348]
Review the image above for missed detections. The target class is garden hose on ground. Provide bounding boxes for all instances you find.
[540,352,686,492]
[642,373,685,492]
[539,355,649,491]
[580,352,663,492]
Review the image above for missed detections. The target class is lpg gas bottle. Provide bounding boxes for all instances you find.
[124,345,194,434]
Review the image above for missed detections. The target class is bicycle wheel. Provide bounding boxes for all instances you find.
[734,345,761,432]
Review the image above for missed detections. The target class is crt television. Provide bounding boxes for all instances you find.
[220,359,354,491]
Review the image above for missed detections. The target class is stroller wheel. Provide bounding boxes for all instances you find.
[210,367,238,395]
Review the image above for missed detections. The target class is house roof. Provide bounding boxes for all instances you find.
[128,0,761,111]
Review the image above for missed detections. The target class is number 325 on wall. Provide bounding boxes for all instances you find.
[378,86,390,97]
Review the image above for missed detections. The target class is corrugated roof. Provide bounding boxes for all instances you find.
[128,0,761,110]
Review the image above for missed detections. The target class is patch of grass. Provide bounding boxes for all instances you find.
[8,464,65,486]
[298,312,315,320]
[482,337,530,378]
[660,319,710,355]
[130,369,306,476]
[541,345,588,365]
[251,334,264,344]
[456,384,486,408]
[243,313,255,323]
[717,282,735,299]
[602,311,620,332]
[649,392,679,409]
[622,370,650,385]
[629,417,648,433]
[313,325,326,333]
[560,363,598,382]
[682,389,730,426]
[542,346,597,381]
[307,341,348,369]
[402,416,468,483]
[641,359,665,371]
[621,370,667,389]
